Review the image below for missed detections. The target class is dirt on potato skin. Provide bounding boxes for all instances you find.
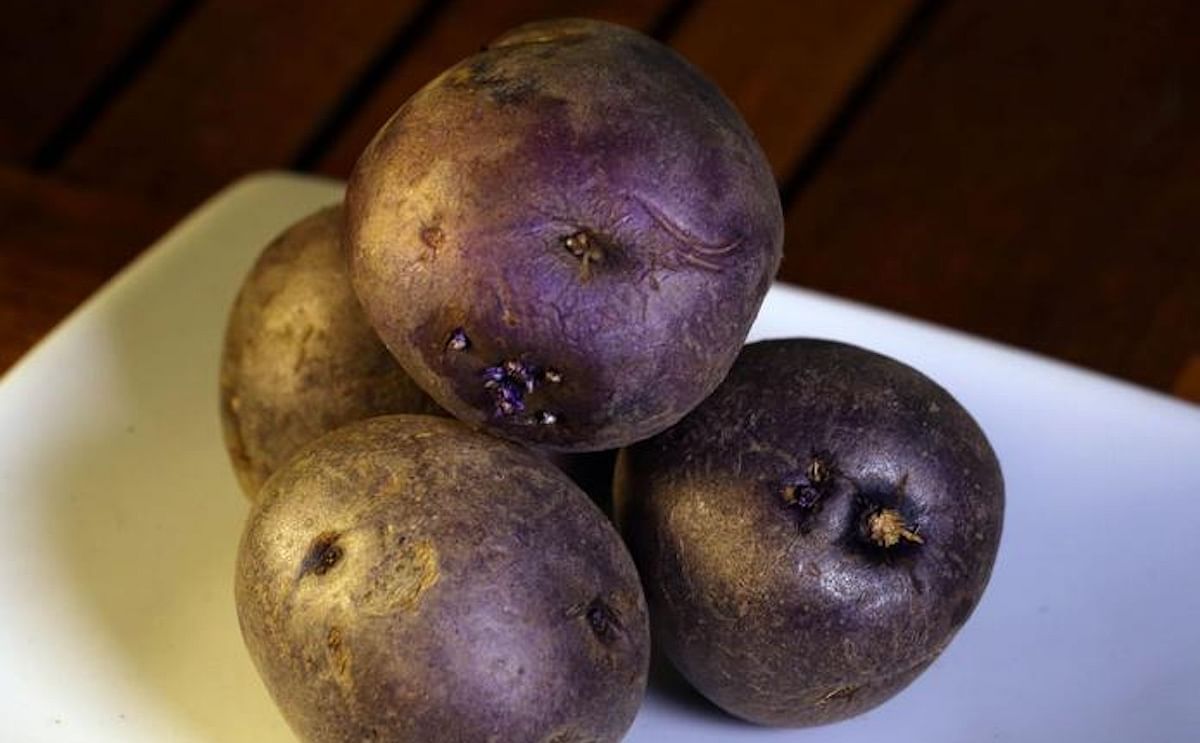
[346,18,783,452]
[614,339,1005,727]
[218,206,442,499]
[236,415,650,743]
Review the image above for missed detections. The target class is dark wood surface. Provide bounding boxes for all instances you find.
[785,0,1200,395]
[2,0,1198,403]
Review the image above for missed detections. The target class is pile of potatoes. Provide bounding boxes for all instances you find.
[222,19,1004,743]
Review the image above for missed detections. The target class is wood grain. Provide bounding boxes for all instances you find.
[0,0,173,163]
[0,166,176,371]
[314,0,677,178]
[671,0,918,181]
[56,0,429,209]
[781,0,1200,392]
[317,0,921,181]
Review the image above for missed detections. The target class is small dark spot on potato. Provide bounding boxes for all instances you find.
[299,531,343,578]
[420,225,444,252]
[778,456,837,529]
[779,480,821,510]
[584,597,622,644]
[449,57,538,105]
[564,596,624,645]
[907,566,927,595]
[326,625,350,677]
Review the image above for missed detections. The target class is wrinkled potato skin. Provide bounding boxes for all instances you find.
[219,206,441,498]
[237,415,650,743]
[346,19,783,452]
[615,340,1004,726]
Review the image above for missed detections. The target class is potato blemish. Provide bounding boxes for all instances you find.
[326,625,351,684]
[814,685,860,706]
[359,540,439,615]
[299,531,344,578]
[565,596,623,646]
[779,457,836,529]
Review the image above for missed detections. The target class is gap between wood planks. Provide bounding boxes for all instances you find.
[292,0,696,169]
[31,0,201,171]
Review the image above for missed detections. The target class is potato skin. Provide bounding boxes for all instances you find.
[615,339,1004,726]
[219,206,441,498]
[236,415,650,743]
[346,19,782,452]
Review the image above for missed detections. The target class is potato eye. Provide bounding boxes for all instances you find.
[300,532,344,578]
[445,328,470,352]
[584,597,622,644]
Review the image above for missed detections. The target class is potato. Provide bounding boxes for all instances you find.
[219,206,440,497]
[615,339,1004,726]
[346,18,783,452]
[236,415,650,742]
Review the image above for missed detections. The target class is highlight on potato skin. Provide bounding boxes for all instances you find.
[218,205,441,498]
[346,18,783,453]
[615,338,1004,727]
[236,415,650,743]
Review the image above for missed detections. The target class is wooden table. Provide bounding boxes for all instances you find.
[3,0,1198,402]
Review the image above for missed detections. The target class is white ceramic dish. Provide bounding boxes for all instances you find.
[1,173,1197,742]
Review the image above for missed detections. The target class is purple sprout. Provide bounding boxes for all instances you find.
[494,382,526,416]
[482,359,562,420]
[483,359,538,417]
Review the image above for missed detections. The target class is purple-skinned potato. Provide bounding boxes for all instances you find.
[216,207,615,502]
[236,415,650,743]
[346,18,783,452]
[615,339,1004,726]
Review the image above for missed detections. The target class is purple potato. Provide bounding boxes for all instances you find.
[236,415,650,742]
[346,18,782,452]
[218,206,441,498]
[615,339,1004,726]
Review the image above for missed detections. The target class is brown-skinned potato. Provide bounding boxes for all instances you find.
[236,415,650,743]
[218,204,615,504]
[615,339,1004,726]
[346,18,783,452]
[218,206,441,498]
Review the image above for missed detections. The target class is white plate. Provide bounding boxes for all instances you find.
[2,173,1197,743]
